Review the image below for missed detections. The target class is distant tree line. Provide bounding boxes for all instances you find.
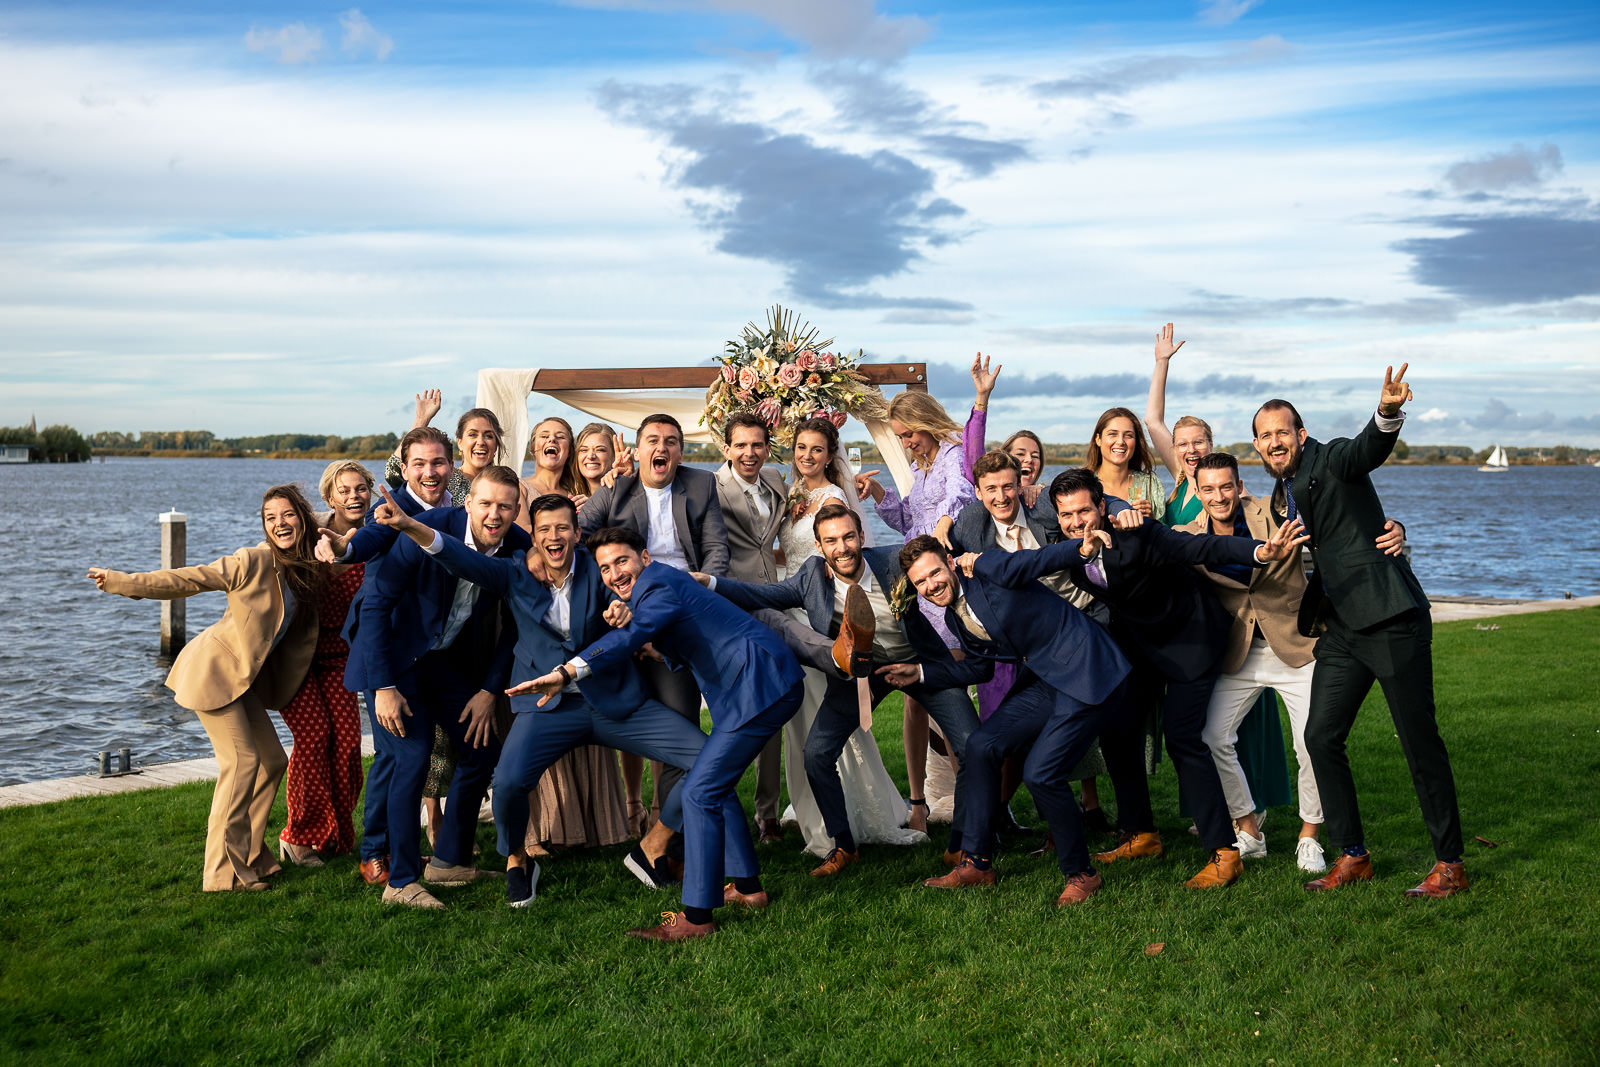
[0,424,93,462]
[88,430,401,457]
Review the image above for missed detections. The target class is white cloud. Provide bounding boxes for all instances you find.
[340,9,394,61]
[243,22,325,65]
[1418,407,1450,422]
[1198,0,1263,28]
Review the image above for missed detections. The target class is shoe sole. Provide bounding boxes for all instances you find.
[624,852,668,890]
[508,863,541,908]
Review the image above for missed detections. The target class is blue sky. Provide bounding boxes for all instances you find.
[2,0,1597,447]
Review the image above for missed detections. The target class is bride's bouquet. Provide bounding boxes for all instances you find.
[701,304,889,449]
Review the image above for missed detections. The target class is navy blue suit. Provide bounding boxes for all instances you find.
[713,547,989,854]
[1059,520,1265,852]
[579,563,804,913]
[422,538,712,859]
[362,508,520,888]
[926,540,1132,877]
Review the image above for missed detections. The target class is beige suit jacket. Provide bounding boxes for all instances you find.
[101,543,318,712]
[1178,497,1316,673]
[714,462,787,584]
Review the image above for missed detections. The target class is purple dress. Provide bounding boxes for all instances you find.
[876,438,976,649]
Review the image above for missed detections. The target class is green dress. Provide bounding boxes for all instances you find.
[1167,476,1292,816]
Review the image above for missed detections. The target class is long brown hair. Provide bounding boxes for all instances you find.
[793,417,846,491]
[455,407,506,466]
[260,484,322,606]
[529,416,586,497]
[1086,407,1155,475]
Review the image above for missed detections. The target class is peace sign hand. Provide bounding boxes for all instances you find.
[1379,363,1412,417]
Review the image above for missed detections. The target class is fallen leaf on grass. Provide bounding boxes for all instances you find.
[1144,943,1165,956]
[1474,835,1499,848]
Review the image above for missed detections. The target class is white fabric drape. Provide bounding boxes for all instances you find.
[477,367,914,493]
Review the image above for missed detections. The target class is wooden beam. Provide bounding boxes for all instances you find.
[531,363,927,391]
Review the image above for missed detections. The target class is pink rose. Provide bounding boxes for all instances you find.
[817,352,837,369]
[777,363,804,388]
[720,364,736,384]
[756,397,783,425]
[795,350,817,371]
[830,411,848,429]
[806,373,822,387]
[738,365,758,391]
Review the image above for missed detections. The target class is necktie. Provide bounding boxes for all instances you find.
[747,483,769,523]
[955,598,993,642]
[1282,476,1298,522]
[1005,524,1022,550]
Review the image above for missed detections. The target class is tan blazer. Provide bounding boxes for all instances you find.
[1178,497,1315,673]
[101,543,318,712]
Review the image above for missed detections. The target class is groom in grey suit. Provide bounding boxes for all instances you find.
[713,413,791,843]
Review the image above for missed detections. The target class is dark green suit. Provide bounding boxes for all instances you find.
[1282,414,1462,862]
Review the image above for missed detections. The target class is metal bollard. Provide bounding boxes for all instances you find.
[118,748,132,773]
[159,509,187,654]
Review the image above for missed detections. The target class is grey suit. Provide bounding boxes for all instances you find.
[579,465,731,578]
[713,460,789,823]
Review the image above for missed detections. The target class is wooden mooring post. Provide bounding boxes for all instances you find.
[159,509,186,654]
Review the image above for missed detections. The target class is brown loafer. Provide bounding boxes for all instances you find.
[359,855,390,886]
[831,583,876,677]
[810,846,859,878]
[1092,831,1163,865]
[1303,851,1374,891]
[1403,860,1468,899]
[627,911,716,942]
[923,858,996,889]
[723,883,770,909]
[1055,871,1103,906]
[1184,848,1242,889]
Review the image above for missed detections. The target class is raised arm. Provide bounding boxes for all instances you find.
[973,538,1091,589]
[1144,323,1186,482]
[1323,364,1412,482]
[963,352,999,481]
[89,548,250,600]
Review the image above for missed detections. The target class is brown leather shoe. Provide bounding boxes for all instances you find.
[831,583,876,677]
[627,911,716,942]
[1403,860,1468,899]
[1055,871,1103,906]
[756,818,783,845]
[941,848,967,868]
[1184,848,1242,889]
[359,855,390,886]
[1303,851,1374,891]
[723,883,770,909]
[923,858,997,889]
[809,846,859,878]
[1092,831,1163,865]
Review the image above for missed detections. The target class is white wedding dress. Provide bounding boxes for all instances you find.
[778,482,929,856]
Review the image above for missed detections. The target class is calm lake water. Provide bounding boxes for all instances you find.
[1,457,1595,785]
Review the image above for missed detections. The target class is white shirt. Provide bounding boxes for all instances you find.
[541,562,583,693]
[834,567,915,664]
[643,482,689,571]
[732,469,772,524]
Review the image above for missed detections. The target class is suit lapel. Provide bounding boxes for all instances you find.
[566,554,595,650]
[670,476,695,569]
[960,576,1005,653]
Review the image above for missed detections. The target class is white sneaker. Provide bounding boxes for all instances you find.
[1235,829,1268,859]
[1296,836,1327,873]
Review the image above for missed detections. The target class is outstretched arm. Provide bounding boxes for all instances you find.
[371,484,517,598]
[1144,323,1186,482]
[705,570,807,613]
[88,549,249,600]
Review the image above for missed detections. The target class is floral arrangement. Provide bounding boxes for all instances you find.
[701,304,889,450]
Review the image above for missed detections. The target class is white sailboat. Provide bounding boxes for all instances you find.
[1479,444,1509,472]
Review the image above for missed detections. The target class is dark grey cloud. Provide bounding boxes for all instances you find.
[1444,142,1562,194]
[814,66,1031,178]
[1393,212,1600,305]
[1030,35,1291,102]
[597,80,971,310]
[1174,289,1459,324]
[1464,398,1600,435]
[921,361,1296,400]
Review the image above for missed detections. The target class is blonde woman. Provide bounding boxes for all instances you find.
[274,462,374,864]
[1143,323,1215,527]
[856,388,978,832]
[1087,406,1167,523]
[88,485,322,891]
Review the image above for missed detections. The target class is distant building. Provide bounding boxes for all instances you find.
[0,444,31,464]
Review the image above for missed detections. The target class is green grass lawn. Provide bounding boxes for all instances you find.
[3,609,1597,1065]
